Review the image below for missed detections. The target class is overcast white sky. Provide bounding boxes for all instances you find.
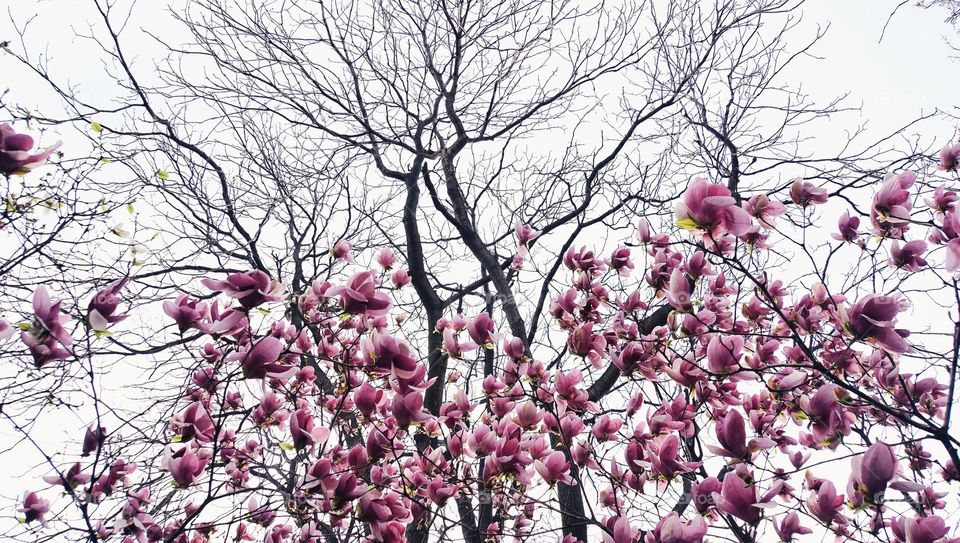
[3,0,959,126]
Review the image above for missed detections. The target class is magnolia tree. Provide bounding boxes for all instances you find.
[5,114,960,543]
[4,1,960,543]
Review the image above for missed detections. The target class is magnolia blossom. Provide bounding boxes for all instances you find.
[289,408,330,450]
[391,268,411,289]
[644,513,708,543]
[376,248,397,269]
[744,193,787,227]
[42,462,90,490]
[21,286,73,367]
[236,336,294,380]
[87,278,129,332]
[774,511,813,542]
[832,211,861,243]
[712,469,779,525]
[871,171,916,238]
[202,270,284,309]
[842,294,910,354]
[939,142,960,172]
[666,268,693,312]
[515,222,540,245]
[331,240,353,261]
[848,442,923,506]
[0,318,13,341]
[707,409,775,459]
[675,177,753,237]
[162,294,208,333]
[0,123,60,175]
[329,270,391,315]
[19,491,50,525]
[607,246,635,276]
[896,515,950,543]
[803,388,854,452]
[925,184,958,213]
[161,446,210,487]
[533,450,574,486]
[889,240,928,272]
[789,179,829,207]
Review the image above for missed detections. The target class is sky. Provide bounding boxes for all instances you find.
[1,0,960,539]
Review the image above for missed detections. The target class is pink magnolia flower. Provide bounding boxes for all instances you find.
[705,334,744,374]
[850,443,897,509]
[602,516,636,543]
[202,270,284,309]
[0,123,60,175]
[329,270,391,316]
[87,277,129,332]
[503,336,526,360]
[392,391,429,428]
[376,248,397,269]
[708,410,775,459]
[442,327,478,359]
[691,477,721,515]
[564,246,604,275]
[21,286,73,367]
[744,193,787,227]
[607,246,635,276]
[170,401,215,443]
[806,479,845,526]
[789,179,829,207]
[774,511,813,542]
[391,269,411,289]
[238,336,294,380]
[666,268,693,312]
[247,496,277,526]
[939,142,960,172]
[196,302,247,337]
[946,238,960,275]
[426,477,457,505]
[515,222,540,245]
[712,469,778,525]
[842,294,910,354]
[161,446,210,487]
[644,513,708,543]
[871,171,916,237]
[360,332,421,383]
[353,381,385,418]
[19,491,50,525]
[889,240,927,272]
[514,401,542,429]
[0,318,13,341]
[42,462,91,490]
[467,312,498,348]
[848,442,922,506]
[567,322,605,367]
[265,525,294,543]
[675,177,753,236]
[534,450,574,486]
[289,408,330,450]
[331,240,353,261]
[800,384,852,446]
[82,425,106,456]
[647,434,701,481]
[901,515,950,543]
[832,211,861,243]
[163,294,208,333]
[925,184,958,213]
[591,414,623,441]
